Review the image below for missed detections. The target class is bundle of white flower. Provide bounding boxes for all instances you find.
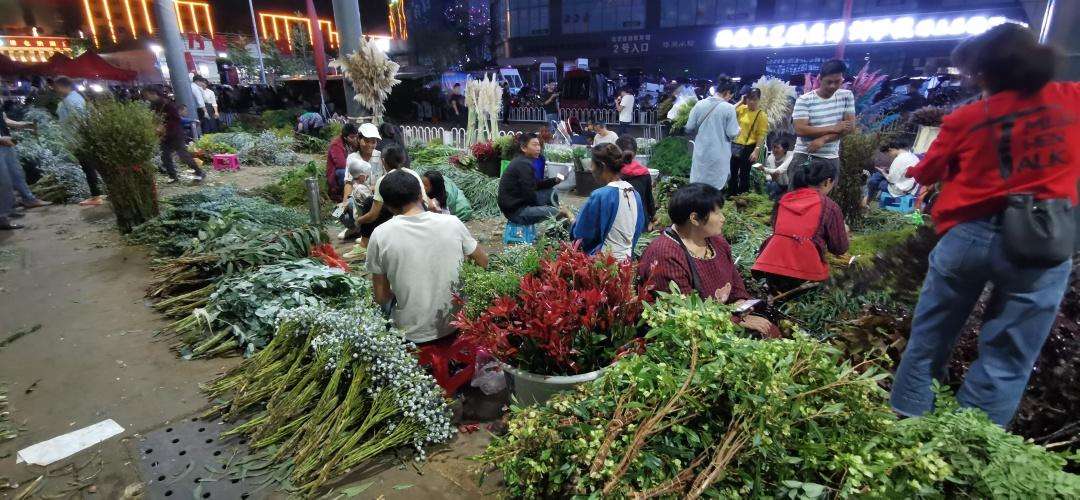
[332,37,401,122]
[752,76,797,131]
[465,74,503,145]
[203,303,453,495]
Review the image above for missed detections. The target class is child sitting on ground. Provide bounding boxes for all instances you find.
[337,154,374,241]
[754,138,793,201]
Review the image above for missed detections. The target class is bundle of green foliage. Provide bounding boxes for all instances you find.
[67,99,160,232]
[480,292,1080,499]
[292,132,329,154]
[259,107,303,130]
[253,161,331,214]
[456,244,544,319]
[16,107,90,203]
[411,163,501,218]
[164,259,368,358]
[204,131,300,166]
[543,144,586,164]
[649,137,692,177]
[493,134,517,161]
[409,144,460,166]
[835,129,896,226]
[670,97,698,131]
[189,135,239,163]
[720,193,773,272]
[129,187,309,257]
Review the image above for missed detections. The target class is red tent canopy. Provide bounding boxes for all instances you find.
[0,54,31,76]
[33,54,73,76]
[51,52,137,81]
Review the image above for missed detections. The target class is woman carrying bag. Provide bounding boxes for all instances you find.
[729,88,768,195]
[890,23,1080,427]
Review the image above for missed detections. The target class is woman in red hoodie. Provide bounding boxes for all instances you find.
[751,158,849,293]
[891,24,1079,427]
[616,135,656,225]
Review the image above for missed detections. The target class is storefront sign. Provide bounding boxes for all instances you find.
[610,34,650,55]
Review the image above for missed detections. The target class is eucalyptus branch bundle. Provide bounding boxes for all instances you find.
[16,107,90,203]
[481,292,1080,499]
[162,259,369,359]
[202,304,453,495]
[332,37,401,122]
[67,99,160,232]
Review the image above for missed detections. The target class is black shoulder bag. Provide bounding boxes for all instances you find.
[1001,194,1076,267]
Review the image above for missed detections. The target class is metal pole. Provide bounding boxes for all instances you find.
[305,178,321,225]
[834,0,854,59]
[152,0,197,121]
[247,0,267,85]
[332,0,364,117]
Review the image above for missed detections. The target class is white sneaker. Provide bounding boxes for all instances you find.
[337,229,348,240]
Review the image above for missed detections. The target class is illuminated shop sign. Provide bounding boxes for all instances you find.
[713,14,1020,49]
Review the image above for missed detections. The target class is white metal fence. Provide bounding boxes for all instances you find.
[509,107,658,125]
[402,122,664,149]
[401,125,523,149]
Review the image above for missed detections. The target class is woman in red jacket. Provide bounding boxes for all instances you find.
[751,158,849,293]
[891,23,1079,427]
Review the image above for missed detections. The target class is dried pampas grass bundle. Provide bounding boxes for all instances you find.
[752,76,796,130]
[332,38,401,121]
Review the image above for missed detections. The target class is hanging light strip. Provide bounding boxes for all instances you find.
[714,13,1022,50]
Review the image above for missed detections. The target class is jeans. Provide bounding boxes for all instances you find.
[1,146,38,204]
[791,153,840,182]
[0,146,15,220]
[766,181,787,201]
[617,121,631,135]
[867,171,889,202]
[544,112,559,131]
[509,188,559,225]
[890,218,1073,426]
[728,145,755,195]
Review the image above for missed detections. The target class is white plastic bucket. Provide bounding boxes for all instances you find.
[500,363,604,406]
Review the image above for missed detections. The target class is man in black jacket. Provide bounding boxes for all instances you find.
[498,133,565,225]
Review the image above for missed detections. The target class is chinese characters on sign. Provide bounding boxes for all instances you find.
[660,39,697,50]
[611,34,650,54]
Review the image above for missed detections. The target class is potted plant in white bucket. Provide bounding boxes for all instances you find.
[454,243,647,405]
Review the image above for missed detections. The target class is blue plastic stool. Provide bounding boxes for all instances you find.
[503,221,537,245]
[879,192,916,214]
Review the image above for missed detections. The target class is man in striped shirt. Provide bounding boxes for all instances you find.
[792,59,856,180]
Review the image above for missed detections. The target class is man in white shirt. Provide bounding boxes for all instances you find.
[616,89,635,135]
[865,140,920,205]
[195,77,218,133]
[367,170,488,343]
[188,76,207,131]
[792,59,856,180]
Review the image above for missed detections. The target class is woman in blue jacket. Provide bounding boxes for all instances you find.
[571,143,646,260]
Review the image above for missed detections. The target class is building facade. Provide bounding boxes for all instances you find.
[503,0,1035,78]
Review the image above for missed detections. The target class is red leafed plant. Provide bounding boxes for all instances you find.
[470,141,499,163]
[454,243,647,375]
